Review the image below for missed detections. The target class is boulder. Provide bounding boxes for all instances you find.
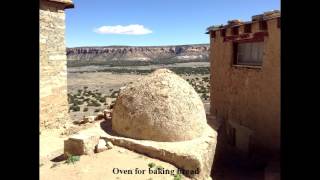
[95,139,108,153]
[112,68,207,142]
[64,134,99,156]
[95,112,105,120]
[106,141,114,149]
[83,116,95,123]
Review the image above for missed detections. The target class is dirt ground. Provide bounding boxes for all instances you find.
[40,118,266,180]
[40,140,188,180]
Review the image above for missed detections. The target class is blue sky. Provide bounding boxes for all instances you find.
[66,0,280,47]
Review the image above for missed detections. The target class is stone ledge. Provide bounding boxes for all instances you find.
[48,0,74,9]
[232,64,263,70]
[57,120,217,180]
[100,123,217,180]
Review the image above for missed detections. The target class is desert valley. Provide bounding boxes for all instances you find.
[66,44,211,123]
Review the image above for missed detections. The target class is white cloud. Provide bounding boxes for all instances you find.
[94,24,152,35]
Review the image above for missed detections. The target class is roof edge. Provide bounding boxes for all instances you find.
[47,0,74,9]
[206,10,280,32]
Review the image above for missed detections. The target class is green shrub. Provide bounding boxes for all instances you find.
[87,91,93,96]
[110,91,119,98]
[87,101,101,107]
[148,162,156,168]
[73,99,83,106]
[202,77,209,82]
[78,100,84,105]
[68,96,75,104]
[78,96,84,99]
[94,109,100,112]
[65,154,80,164]
[98,97,106,103]
[173,173,182,180]
[70,105,80,112]
[83,107,88,112]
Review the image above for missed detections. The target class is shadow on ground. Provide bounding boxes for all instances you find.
[207,116,266,180]
[99,120,122,137]
[51,154,67,162]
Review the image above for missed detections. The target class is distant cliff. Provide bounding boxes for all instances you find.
[67,44,209,67]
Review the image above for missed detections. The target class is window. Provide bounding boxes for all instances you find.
[234,41,264,66]
[210,31,216,38]
[244,24,251,33]
[232,27,239,35]
[259,20,268,30]
[220,29,226,37]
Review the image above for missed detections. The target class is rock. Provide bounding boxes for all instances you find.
[64,134,99,156]
[103,109,112,120]
[118,149,125,153]
[106,141,113,149]
[83,116,95,123]
[95,112,104,120]
[112,68,207,142]
[103,109,111,113]
[95,139,107,153]
[105,126,217,180]
[119,86,126,91]
[103,109,111,116]
[73,120,85,125]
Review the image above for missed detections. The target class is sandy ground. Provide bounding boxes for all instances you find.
[40,120,189,180]
[67,62,210,73]
[67,72,143,95]
[40,145,188,180]
[40,123,189,180]
[40,117,265,180]
[40,128,66,160]
[67,72,208,95]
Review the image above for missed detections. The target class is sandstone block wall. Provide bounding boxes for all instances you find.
[40,1,70,130]
[209,16,280,154]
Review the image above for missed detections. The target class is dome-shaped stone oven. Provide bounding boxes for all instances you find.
[112,69,207,142]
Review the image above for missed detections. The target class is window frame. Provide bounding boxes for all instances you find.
[244,24,252,33]
[232,26,239,35]
[259,20,268,31]
[220,29,226,37]
[210,31,216,38]
[233,40,264,67]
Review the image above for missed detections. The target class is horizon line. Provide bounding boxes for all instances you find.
[67,43,210,49]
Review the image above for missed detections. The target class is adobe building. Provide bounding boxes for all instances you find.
[206,10,280,157]
[40,0,74,130]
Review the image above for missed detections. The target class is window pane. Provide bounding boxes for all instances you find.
[236,42,263,66]
[251,42,259,62]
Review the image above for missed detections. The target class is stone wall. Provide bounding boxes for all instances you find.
[40,0,72,130]
[209,16,280,155]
